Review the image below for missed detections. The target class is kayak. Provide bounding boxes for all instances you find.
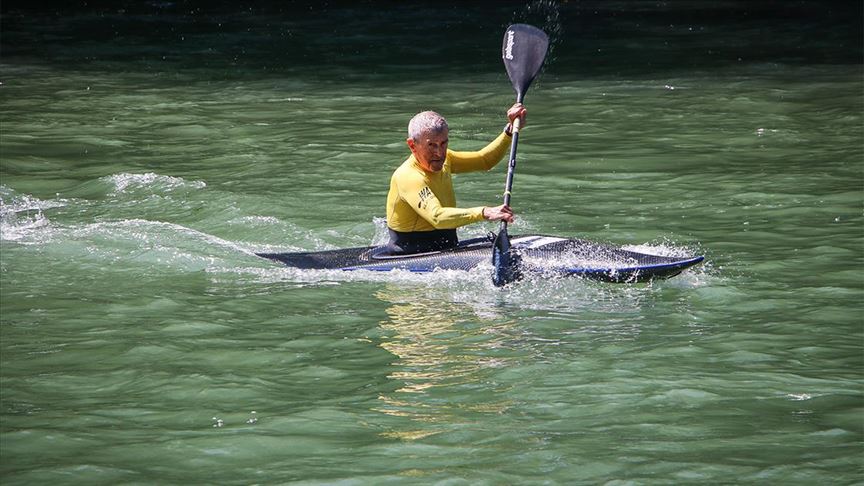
[256,235,704,283]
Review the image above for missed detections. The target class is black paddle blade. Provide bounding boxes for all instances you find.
[492,228,523,287]
[502,24,550,102]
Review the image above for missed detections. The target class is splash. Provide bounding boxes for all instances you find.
[622,239,696,258]
[511,0,563,62]
[0,187,66,243]
[371,216,389,246]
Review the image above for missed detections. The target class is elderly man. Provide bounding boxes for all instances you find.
[384,103,527,255]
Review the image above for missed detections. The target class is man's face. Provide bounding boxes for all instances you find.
[407,129,449,172]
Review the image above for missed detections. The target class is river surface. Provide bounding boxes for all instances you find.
[1,2,862,484]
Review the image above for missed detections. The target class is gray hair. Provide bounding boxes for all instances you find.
[408,111,448,140]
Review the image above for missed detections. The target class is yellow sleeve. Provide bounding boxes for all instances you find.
[449,130,512,174]
[397,171,486,229]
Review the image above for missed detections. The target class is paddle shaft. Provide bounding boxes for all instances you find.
[499,94,524,231]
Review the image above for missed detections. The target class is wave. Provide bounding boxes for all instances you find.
[1,181,713,305]
[102,172,207,195]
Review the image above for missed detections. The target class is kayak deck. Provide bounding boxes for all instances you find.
[256,235,704,283]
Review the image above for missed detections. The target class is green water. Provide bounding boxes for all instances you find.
[2,2,862,484]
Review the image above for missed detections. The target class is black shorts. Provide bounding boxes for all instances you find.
[384,228,458,255]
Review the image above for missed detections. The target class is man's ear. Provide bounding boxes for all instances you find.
[406,138,416,152]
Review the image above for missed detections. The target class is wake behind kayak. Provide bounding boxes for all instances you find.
[255,235,704,283]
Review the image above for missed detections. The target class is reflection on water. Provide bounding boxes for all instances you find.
[368,278,688,442]
[373,286,521,440]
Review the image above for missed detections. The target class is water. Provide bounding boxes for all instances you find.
[2,2,862,484]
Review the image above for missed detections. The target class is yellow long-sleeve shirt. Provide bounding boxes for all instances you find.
[386,131,511,232]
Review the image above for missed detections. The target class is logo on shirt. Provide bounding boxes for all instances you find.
[504,30,515,60]
[418,186,433,209]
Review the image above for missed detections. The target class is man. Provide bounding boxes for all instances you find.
[385,103,527,255]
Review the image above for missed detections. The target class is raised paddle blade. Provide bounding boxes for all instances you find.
[492,228,523,287]
[502,24,550,102]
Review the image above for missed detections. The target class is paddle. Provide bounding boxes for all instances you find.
[492,23,549,287]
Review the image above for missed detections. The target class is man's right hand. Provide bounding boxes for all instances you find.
[483,204,514,223]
